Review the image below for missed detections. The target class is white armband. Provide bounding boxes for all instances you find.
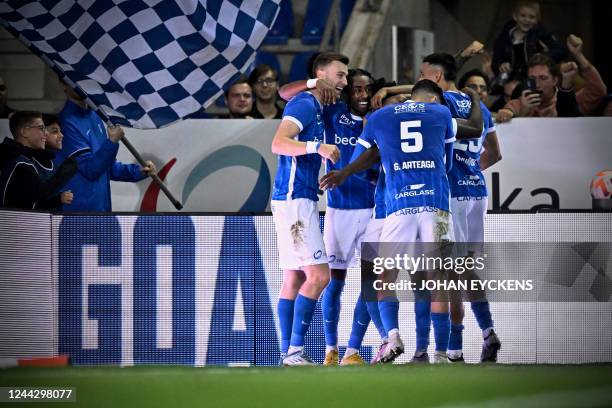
[306,78,318,89]
[306,141,321,154]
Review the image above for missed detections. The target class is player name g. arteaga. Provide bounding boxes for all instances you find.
[373,279,534,292]
[393,160,435,171]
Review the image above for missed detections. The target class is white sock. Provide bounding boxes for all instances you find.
[388,328,399,337]
[325,345,338,354]
[483,327,494,338]
[344,348,359,357]
[448,349,463,359]
[288,346,303,355]
[381,336,388,343]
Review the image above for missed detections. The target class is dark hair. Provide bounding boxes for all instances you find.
[411,79,445,104]
[423,53,458,82]
[312,52,349,77]
[9,110,42,139]
[527,53,559,77]
[248,64,278,87]
[42,113,59,127]
[458,69,491,90]
[224,75,251,97]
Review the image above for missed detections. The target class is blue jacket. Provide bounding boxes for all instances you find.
[56,100,146,211]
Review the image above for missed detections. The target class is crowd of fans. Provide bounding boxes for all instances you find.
[0,0,609,212]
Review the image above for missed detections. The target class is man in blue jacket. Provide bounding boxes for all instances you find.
[56,81,156,212]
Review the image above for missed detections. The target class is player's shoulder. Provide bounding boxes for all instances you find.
[285,91,317,109]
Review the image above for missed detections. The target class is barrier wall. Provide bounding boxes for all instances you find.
[2,118,611,211]
[0,210,611,366]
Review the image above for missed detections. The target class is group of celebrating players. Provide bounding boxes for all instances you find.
[270,51,502,366]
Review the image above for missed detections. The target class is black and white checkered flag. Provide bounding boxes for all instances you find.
[0,0,280,128]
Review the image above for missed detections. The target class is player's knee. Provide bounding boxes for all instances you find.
[308,272,330,291]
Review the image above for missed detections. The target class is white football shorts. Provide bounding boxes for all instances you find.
[271,198,328,270]
[323,207,372,269]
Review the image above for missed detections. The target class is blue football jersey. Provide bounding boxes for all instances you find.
[272,92,325,201]
[323,103,375,209]
[373,166,386,219]
[443,91,495,198]
[359,101,456,214]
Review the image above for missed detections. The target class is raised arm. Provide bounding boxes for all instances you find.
[455,87,483,139]
[271,120,340,163]
[278,79,337,104]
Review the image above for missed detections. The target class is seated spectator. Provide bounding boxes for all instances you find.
[457,69,491,106]
[490,73,522,112]
[0,111,77,210]
[248,64,284,119]
[492,0,566,80]
[496,53,582,122]
[220,76,254,118]
[562,34,607,116]
[0,75,15,119]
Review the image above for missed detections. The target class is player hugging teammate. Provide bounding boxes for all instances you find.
[271,52,502,365]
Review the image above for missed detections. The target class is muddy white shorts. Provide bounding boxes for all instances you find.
[271,198,327,270]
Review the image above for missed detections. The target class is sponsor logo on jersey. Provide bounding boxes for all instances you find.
[395,183,434,199]
[458,174,485,186]
[393,160,435,171]
[334,134,357,146]
[338,114,356,126]
[454,99,472,115]
[394,102,426,114]
[393,206,438,216]
[454,153,478,167]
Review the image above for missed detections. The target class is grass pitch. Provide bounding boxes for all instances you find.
[1,364,611,408]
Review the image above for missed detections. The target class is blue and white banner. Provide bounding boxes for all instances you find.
[0,0,280,128]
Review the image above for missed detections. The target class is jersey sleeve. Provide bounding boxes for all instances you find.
[481,103,496,134]
[356,113,378,150]
[445,110,457,143]
[282,95,316,132]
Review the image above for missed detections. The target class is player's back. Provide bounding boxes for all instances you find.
[363,101,456,213]
[443,91,493,198]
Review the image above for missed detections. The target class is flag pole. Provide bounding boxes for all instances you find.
[118,134,183,210]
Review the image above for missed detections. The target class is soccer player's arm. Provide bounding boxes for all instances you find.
[320,120,380,190]
[445,112,458,173]
[278,79,336,104]
[371,84,414,109]
[479,113,502,171]
[454,88,483,139]
[110,161,147,182]
[61,120,119,181]
[271,99,339,163]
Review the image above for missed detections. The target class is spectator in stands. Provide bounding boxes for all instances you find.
[34,114,74,210]
[458,69,491,106]
[489,73,522,112]
[492,0,566,80]
[221,76,254,119]
[56,80,156,211]
[0,111,77,209]
[248,64,284,119]
[0,75,15,119]
[496,53,580,122]
[562,34,607,116]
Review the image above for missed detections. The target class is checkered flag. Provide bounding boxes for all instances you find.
[0,0,280,128]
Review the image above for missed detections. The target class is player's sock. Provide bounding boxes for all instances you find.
[414,290,431,352]
[471,301,494,333]
[290,294,317,348]
[277,298,295,354]
[365,300,387,340]
[448,323,464,353]
[322,278,345,348]
[344,347,359,357]
[378,297,399,333]
[347,295,371,350]
[432,312,450,352]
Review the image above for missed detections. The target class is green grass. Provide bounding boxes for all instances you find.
[1,364,612,408]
